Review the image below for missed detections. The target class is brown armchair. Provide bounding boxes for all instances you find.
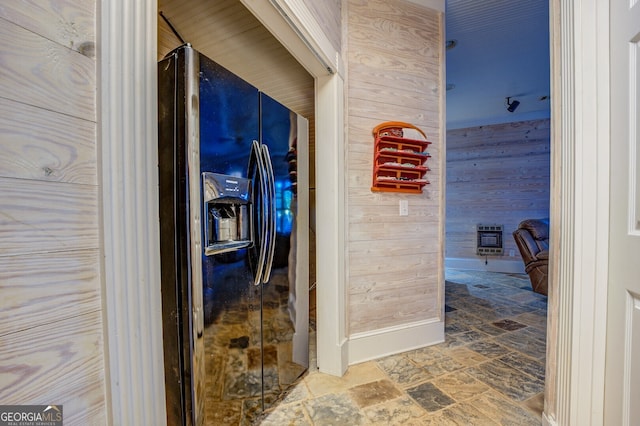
[513,219,549,296]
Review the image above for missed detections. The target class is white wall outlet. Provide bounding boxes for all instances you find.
[399,200,409,216]
[509,249,515,257]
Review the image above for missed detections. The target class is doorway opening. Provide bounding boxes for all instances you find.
[444,0,551,420]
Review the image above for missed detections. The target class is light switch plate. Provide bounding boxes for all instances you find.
[399,200,409,216]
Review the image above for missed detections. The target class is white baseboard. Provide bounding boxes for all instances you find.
[445,257,525,274]
[348,319,444,365]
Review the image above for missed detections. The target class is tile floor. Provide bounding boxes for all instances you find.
[256,268,548,425]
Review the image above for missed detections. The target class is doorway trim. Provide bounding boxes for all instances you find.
[99,0,345,423]
[546,0,610,425]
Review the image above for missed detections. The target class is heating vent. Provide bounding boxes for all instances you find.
[477,224,503,255]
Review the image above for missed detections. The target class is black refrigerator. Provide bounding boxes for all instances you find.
[158,44,309,425]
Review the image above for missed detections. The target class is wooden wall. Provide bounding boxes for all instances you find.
[446,119,551,265]
[0,1,106,424]
[345,0,444,334]
[302,0,342,53]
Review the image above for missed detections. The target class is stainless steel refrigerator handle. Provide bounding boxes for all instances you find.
[261,144,277,283]
[251,140,269,286]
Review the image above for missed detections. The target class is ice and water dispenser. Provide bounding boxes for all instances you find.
[202,172,252,255]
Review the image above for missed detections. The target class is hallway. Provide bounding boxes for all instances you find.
[251,269,547,425]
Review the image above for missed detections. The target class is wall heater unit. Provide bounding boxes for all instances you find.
[477,224,503,255]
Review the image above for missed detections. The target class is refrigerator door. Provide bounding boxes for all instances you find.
[159,45,309,425]
[158,45,206,426]
[197,50,268,424]
[198,51,259,176]
[259,93,309,408]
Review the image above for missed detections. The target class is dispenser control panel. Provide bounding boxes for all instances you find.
[202,172,253,255]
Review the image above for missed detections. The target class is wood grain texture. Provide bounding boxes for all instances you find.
[0,97,96,184]
[0,249,101,337]
[0,177,98,256]
[0,1,104,422]
[346,0,443,334]
[0,0,95,53]
[0,19,96,122]
[0,312,106,425]
[446,119,551,261]
[301,0,342,52]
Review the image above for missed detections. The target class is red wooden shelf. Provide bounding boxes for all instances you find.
[371,122,431,194]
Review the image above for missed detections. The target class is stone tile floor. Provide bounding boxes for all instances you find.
[257,269,547,425]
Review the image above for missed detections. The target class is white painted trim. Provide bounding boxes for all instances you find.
[445,257,526,274]
[315,72,348,376]
[547,0,568,423]
[99,0,166,424]
[241,0,340,77]
[568,0,610,424]
[268,0,340,74]
[551,0,610,424]
[348,320,444,365]
[405,0,445,13]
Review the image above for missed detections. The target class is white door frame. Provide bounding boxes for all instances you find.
[545,0,609,425]
[99,0,609,424]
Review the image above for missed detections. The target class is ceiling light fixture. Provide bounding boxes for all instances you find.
[506,97,520,113]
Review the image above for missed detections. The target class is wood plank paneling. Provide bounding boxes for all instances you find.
[0,250,101,337]
[0,2,104,420]
[0,312,106,425]
[446,119,550,261]
[302,0,342,52]
[0,19,95,122]
[0,178,98,256]
[346,0,443,335]
[0,0,95,53]
[0,97,96,184]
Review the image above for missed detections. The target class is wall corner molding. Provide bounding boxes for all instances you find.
[99,0,166,424]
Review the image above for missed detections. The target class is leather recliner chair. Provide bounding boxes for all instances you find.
[513,219,549,296]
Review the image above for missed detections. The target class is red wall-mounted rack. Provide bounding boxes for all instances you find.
[371,122,432,194]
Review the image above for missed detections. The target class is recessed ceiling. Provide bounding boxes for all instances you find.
[445,0,550,129]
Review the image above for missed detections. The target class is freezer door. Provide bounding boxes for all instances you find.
[198,52,259,176]
[157,44,205,426]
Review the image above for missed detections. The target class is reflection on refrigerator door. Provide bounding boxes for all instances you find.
[158,43,308,425]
